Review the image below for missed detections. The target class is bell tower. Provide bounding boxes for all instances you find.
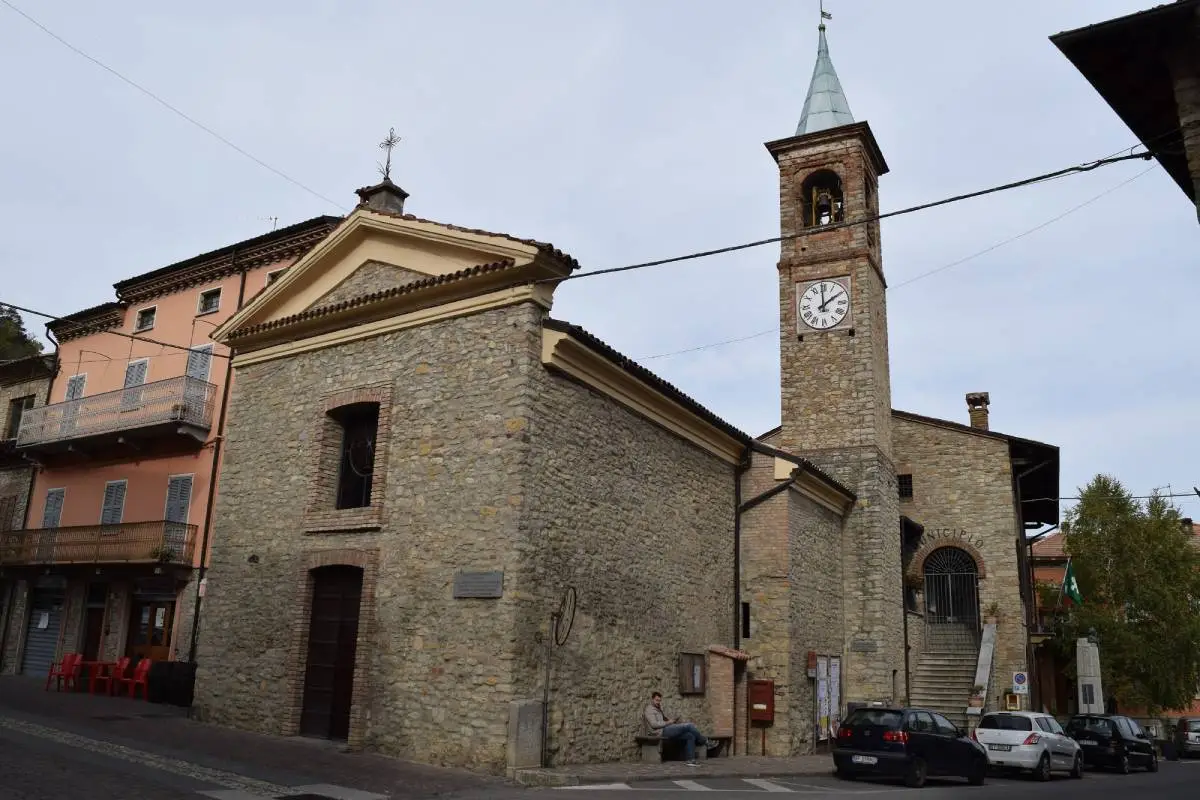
[765,16,904,705]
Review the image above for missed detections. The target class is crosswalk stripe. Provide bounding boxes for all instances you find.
[672,779,714,790]
[742,779,792,792]
[561,783,632,790]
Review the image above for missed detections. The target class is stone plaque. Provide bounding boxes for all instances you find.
[850,638,877,653]
[453,570,504,599]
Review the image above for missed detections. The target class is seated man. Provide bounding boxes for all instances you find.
[643,691,717,766]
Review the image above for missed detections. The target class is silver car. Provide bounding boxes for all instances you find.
[972,711,1083,780]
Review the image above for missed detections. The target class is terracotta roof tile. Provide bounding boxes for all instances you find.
[228,258,519,340]
[358,206,580,271]
[1032,532,1066,559]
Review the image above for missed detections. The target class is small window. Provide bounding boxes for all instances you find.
[197,288,222,315]
[741,601,751,640]
[898,474,913,500]
[0,495,18,532]
[5,395,34,439]
[265,268,287,286]
[678,652,706,695]
[332,402,379,510]
[134,307,156,332]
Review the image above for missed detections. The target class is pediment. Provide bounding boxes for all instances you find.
[213,208,566,347]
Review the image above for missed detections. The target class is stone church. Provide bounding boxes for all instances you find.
[192,21,1058,773]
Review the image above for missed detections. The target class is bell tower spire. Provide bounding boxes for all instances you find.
[796,2,855,135]
[764,2,905,710]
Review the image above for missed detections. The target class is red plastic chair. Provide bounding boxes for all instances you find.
[44,653,81,692]
[118,658,152,699]
[92,656,130,696]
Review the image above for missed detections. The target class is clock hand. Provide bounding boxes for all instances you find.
[819,290,844,311]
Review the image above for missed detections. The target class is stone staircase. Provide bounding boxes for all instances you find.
[909,626,979,730]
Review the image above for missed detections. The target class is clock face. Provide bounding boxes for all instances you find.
[798,279,850,330]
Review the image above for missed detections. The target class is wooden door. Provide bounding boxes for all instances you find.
[82,607,105,660]
[299,566,363,740]
[127,600,174,662]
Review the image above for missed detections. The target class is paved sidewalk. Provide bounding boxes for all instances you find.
[514,754,835,787]
[0,675,507,799]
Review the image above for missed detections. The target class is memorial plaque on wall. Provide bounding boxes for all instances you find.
[453,570,504,599]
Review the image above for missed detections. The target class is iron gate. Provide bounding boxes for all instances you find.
[923,547,980,651]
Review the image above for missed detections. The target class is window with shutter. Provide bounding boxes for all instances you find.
[100,481,127,526]
[65,374,86,401]
[41,489,65,529]
[164,475,193,523]
[163,475,193,558]
[121,360,149,411]
[186,346,213,383]
[4,395,34,439]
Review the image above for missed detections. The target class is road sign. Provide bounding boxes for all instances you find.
[1012,671,1029,695]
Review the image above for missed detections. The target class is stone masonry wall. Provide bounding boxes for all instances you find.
[313,261,428,308]
[0,579,28,674]
[738,449,794,755]
[0,373,52,530]
[787,489,845,753]
[893,414,1027,710]
[515,359,736,767]
[195,302,544,773]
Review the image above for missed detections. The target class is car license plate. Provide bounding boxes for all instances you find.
[851,755,878,765]
[988,744,1011,751]
[1079,739,1098,746]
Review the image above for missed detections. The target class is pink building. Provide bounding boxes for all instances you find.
[0,216,337,677]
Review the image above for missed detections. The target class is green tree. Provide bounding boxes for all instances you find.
[0,305,43,360]
[1055,474,1200,713]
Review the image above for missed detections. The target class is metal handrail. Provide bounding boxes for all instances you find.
[0,520,198,566]
[15,376,217,447]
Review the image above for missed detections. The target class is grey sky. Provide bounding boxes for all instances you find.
[2,0,1197,520]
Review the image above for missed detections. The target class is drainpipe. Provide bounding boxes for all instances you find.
[1013,458,1053,711]
[733,447,751,651]
[186,256,246,664]
[901,520,911,704]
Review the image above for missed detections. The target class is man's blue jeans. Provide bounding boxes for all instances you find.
[662,723,708,761]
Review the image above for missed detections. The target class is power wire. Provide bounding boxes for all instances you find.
[637,161,1159,361]
[542,150,1152,286]
[0,301,230,359]
[0,0,349,213]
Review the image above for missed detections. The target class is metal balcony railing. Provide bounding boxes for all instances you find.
[15,376,216,448]
[0,520,197,566]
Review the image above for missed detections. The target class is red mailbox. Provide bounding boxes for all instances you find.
[748,679,775,724]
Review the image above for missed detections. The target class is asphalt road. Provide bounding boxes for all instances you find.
[552,762,1200,797]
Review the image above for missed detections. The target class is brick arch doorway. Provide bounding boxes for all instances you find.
[922,547,980,650]
[299,564,363,741]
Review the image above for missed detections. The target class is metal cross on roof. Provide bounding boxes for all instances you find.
[377,127,402,180]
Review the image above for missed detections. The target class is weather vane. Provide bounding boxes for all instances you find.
[377,127,401,180]
[820,0,832,26]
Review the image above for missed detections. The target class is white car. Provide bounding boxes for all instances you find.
[972,710,1083,780]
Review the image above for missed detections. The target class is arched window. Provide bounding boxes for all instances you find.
[800,169,845,227]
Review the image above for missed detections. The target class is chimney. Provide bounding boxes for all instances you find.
[966,392,990,431]
[1182,517,1193,531]
[355,177,409,216]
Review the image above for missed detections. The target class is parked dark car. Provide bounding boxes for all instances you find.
[832,706,988,788]
[1173,717,1200,759]
[1063,713,1158,773]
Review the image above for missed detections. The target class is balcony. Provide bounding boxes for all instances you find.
[15,376,216,458]
[0,520,197,567]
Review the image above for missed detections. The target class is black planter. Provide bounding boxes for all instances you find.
[168,662,197,707]
[145,660,172,704]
